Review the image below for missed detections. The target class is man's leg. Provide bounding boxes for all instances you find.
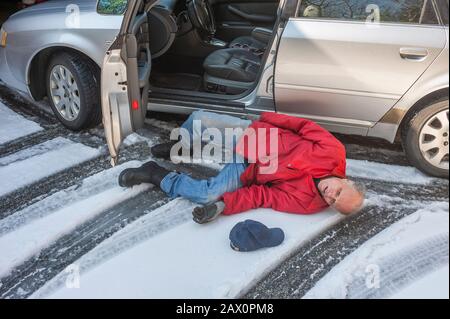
[160,162,247,205]
[151,110,252,160]
[121,111,250,189]
[181,110,252,145]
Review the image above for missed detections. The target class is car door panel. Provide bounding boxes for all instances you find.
[102,0,153,165]
[275,3,446,124]
[212,0,280,41]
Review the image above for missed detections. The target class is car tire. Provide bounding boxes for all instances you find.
[402,99,449,178]
[46,52,101,131]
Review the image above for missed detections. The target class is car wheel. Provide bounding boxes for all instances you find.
[402,99,449,178]
[46,52,101,131]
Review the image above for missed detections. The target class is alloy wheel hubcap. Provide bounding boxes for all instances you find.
[419,109,449,170]
[49,65,81,121]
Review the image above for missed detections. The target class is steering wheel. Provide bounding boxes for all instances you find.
[187,0,216,37]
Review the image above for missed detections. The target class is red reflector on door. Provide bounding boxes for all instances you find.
[132,100,139,110]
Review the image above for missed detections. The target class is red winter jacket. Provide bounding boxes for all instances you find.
[222,113,347,215]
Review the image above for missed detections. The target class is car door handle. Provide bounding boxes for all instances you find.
[400,48,429,61]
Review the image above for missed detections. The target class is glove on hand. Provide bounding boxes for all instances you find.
[192,201,225,224]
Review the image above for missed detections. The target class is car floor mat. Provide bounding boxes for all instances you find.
[150,73,202,91]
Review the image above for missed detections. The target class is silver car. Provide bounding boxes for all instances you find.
[0,0,448,177]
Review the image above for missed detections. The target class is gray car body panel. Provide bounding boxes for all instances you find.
[369,26,449,142]
[0,0,448,144]
[274,18,447,137]
[0,0,122,93]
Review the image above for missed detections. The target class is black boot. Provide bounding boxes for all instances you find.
[118,161,170,188]
[151,141,193,160]
[151,141,178,160]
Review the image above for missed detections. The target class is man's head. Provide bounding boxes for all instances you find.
[317,177,366,215]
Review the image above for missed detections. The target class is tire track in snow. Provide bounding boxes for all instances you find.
[0,142,150,219]
[0,83,56,127]
[356,177,448,203]
[335,133,410,167]
[0,191,169,299]
[344,143,410,167]
[20,198,187,298]
[0,163,216,299]
[347,234,449,299]
[244,202,420,298]
[303,202,449,299]
[0,101,43,145]
[0,180,151,280]
[0,137,79,167]
[346,159,439,185]
[0,161,145,236]
[244,180,449,298]
[0,127,65,158]
[1,83,447,299]
[0,139,101,198]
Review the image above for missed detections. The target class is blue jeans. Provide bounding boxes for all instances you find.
[160,111,252,205]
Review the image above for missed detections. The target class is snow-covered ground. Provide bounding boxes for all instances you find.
[0,102,42,144]
[304,202,449,299]
[33,206,343,298]
[346,159,437,185]
[31,162,440,299]
[0,91,448,299]
[0,137,100,197]
[0,162,151,279]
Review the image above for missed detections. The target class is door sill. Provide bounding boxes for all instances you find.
[149,85,253,101]
[147,98,254,117]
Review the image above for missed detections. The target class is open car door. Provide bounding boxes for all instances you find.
[101,0,154,166]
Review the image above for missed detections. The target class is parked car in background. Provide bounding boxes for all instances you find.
[0,0,448,177]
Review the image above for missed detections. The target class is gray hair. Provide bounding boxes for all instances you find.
[349,180,367,214]
[352,180,367,197]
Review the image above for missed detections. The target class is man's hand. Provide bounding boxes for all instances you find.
[192,201,225,224]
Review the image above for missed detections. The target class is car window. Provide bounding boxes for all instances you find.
[437,0,449,25]
[297,0,439,25]
[97,0,129,15]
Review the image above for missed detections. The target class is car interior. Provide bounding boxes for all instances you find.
[144,0,281,99]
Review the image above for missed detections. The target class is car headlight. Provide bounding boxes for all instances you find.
[0,28,8,48]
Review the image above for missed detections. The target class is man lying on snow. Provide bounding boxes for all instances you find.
[118,111,366,223]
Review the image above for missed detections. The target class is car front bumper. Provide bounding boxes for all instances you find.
[0,46,29,95]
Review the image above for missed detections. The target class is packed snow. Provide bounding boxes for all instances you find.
[0,136,73,166]
[0,161,151,279]
[0,102,42,144]
[29,154,443,298]
[0,138,100,197]
[346,159,436,185]
[33,205,344,298]
[0,160,146,236]
[0,98,446,299]
[304,202,449,299]
[389,265,449,299]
